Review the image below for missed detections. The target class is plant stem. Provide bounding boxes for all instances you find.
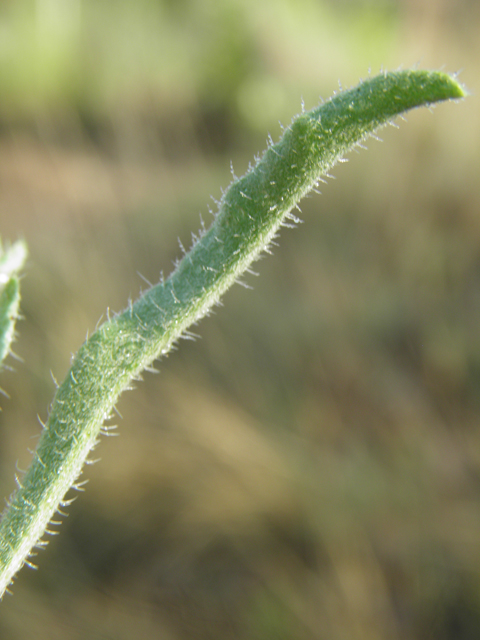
[0,69,465,596]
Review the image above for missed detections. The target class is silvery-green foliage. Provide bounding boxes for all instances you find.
[0,240,27,371]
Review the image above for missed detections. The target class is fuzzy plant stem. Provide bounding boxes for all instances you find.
[0,70,465,596]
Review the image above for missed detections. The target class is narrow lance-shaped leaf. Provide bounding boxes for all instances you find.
[0,69,466,596]
[0,240,27,371]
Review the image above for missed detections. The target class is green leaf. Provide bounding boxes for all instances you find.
[0,69,466,597]
[0,240,27,371]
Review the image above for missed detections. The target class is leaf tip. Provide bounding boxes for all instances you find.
[433,70,469,101]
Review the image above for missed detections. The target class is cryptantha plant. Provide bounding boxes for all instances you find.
[0,69,466,596]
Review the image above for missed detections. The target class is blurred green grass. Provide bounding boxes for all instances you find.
[0,1,479,638]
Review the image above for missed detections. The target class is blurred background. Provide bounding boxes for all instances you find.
[0,0,478,638]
